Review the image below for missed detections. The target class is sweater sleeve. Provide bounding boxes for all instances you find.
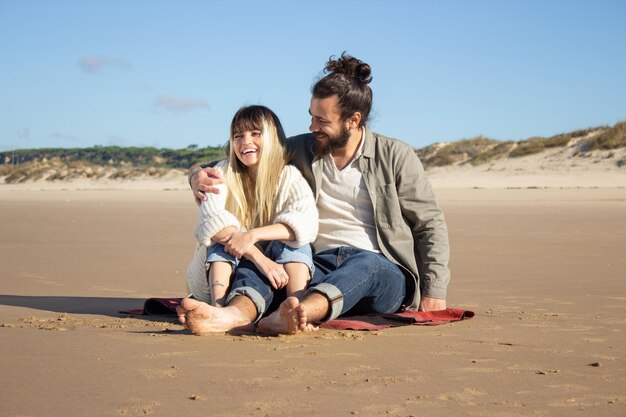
[193,162,241,246]
[273,165,318,247]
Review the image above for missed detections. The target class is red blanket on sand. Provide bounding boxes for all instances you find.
[121,298,474,331]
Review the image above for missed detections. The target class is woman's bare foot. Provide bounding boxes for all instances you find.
[177,297,251,335]
[257,297,308,335]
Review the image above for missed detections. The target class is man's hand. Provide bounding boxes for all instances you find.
[419,296,446,312]
[222,231,257,259]
[190,166,224,206]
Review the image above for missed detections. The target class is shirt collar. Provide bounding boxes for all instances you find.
[355,127,365,158]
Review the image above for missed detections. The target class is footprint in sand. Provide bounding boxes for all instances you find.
[116,398,160,416]
[437,387,488,406]
[456,366,502,373]
[22,273,65,287]
[139,367,179,379]
[583,337,606,343]
[242,399,292,415]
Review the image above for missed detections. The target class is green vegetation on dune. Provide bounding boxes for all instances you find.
[0,145,227,183]
[416,136,502,167]
[509,127,600,158]
[1,120,624,182]
[0,145,226,169]
[416,122,624,168]
[586,121,626,151]
[469,141,515,165]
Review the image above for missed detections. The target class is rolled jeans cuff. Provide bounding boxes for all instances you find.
[308,282,343,322]
[226,286,265,323]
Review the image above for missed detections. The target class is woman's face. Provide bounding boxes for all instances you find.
[232,129,262,171]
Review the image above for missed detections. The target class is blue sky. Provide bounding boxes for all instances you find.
[1,0,625,151]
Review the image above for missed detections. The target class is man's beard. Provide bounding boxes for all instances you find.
[314,124,351,156]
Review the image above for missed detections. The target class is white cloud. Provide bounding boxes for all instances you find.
[78,56,131,74]
[152,95,209,113]
[48,132,79,142]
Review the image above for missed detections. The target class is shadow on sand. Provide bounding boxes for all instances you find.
[0,294,165,320]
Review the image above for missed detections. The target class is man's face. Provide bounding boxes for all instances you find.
[309,95,351,155]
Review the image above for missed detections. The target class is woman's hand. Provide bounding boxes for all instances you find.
[240,244,288,290]
[254,256,289,290]
[222,231,257,258]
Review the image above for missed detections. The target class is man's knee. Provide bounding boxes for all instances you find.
[229,261,275,320]
[347,251,402,278]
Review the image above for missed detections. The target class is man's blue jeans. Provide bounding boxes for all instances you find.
[227,246,405,323]
[308,247,406,321]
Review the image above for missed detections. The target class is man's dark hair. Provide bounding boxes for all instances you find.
[312,52,373,127]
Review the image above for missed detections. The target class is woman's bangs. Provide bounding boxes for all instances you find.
[231,111,265,135]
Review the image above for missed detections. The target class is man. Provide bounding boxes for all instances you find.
[177,53,451,335]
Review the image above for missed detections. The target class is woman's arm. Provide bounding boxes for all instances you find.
[223,166,317,255]
[194,162,241,246]
[212,226,238,243]
[221,224,295,258]
[271,166,318,246]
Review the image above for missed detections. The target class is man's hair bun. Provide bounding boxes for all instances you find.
[313,51,373,127]
[325,52,372,84]
[355,63,372,84]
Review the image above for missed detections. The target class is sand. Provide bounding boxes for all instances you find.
[1,179,625,416]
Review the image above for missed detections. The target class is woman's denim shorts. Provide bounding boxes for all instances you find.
[206,240,314,275]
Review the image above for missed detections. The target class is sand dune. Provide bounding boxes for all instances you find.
[3,136,625,191]
[428,142,625,189]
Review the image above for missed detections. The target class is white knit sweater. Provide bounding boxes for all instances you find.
[186,160,318,303]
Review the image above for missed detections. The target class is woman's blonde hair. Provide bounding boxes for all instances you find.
[225,105,289,229]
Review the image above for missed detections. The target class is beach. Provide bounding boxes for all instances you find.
[1,180,625,416]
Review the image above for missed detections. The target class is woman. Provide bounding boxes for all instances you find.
[187,105,317,307]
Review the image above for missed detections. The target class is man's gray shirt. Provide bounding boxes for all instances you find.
[286,127,451,309]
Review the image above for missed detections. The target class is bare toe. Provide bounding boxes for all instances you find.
[303,323,319,332]
[257,297,306,335]
[176,302,190,328]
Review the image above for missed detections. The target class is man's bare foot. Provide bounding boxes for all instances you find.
[257,297,309,335]
[177,297,251,335]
